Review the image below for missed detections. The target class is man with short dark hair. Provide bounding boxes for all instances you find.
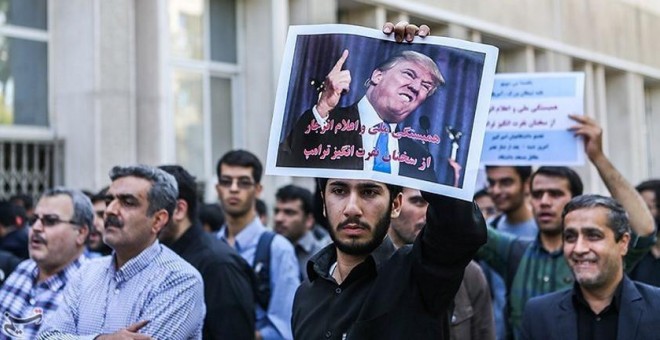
[274,184,330,280]
[159,165,255,340]
[0,188,92,339]
[85,188,112,257]
[38,165,205,339]
[521,195,660,340]
[485,165,536,239]
[292,176,486,339]
[478,115,656,339]
[215,150,299,340]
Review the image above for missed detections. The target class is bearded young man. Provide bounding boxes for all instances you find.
[291,177,486,339]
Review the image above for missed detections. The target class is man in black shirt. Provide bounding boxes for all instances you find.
[521,195,660,340]
[292,176,486,339]
[159,165,256,340]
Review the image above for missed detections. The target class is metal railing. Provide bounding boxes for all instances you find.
[0,139,63,200]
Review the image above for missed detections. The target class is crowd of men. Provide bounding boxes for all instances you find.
[1,22,660,340]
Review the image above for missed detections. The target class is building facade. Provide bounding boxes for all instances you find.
[1,0,659,205]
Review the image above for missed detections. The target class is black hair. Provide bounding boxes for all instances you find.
[0,201,20,227]
[9,193,34,211]
[485,165,533,183]
[562,194,630,242]
[636,179,660,211]
[216,150,263,184]
[531,166,584,198]
[316,178,403,204]
[91,187,109,204]
[159,165,199,223]
[256,198,267,218]
[473,188,490,200]
[276,185,314,215]
[199,203,225,232]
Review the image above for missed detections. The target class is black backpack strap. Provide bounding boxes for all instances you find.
[489,214,503,229]
[253,231,276,310]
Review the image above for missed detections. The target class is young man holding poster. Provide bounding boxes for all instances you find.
[290,22,488,340]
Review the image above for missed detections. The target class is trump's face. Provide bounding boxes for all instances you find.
[368,60,436,123]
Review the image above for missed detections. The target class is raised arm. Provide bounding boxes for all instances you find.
[415,192,487,313]
[570,114,655,238]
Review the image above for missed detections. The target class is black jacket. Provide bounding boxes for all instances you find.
[167,223,256,340]
[0,249,21,284]
[521,276,660,340]
[292,192,487,340]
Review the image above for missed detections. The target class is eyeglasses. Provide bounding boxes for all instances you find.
[217,177,256,190]
[28,214,79,227]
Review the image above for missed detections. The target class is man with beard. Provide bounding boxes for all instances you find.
[37,165,205,339]
[215,150,299,340]
[521,195,660,340]
[0,188,92,339]
[477,115,656,339]
[85,188,112,257]
[291,175,486,339]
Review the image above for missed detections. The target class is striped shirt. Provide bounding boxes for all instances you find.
[478,227,654,339]
[0,256,84,340]
[37,241,206,340]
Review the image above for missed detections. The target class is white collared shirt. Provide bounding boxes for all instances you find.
[312,97,400,174]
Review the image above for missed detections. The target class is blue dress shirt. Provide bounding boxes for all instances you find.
[217,217,299,340]
[36,241,205,340]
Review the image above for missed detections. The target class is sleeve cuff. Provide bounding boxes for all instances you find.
[632,233,657,249]
[312,105,329,128]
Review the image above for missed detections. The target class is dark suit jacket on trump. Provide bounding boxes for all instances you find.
[520,276,660,340]
[277,103,450,183]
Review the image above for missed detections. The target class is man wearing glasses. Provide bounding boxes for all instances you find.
[0,188,93,339]
[215,150,299,340]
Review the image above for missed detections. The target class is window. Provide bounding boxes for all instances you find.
[0,0,48,127]
[168,0,240,180]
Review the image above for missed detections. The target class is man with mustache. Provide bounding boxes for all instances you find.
[37,165,205,339]
[0,188,92,339]
[521,195,660,340]
[277,46,447,183]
